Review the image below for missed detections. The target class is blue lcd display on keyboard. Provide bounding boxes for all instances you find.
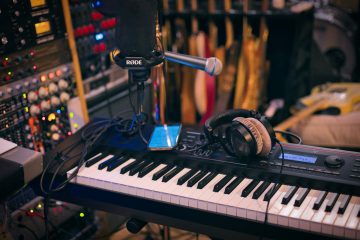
[148,124,182,150]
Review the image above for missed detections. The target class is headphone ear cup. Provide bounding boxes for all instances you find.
[247,118,273,156]
[230,121,256,159]
[219,126,236,156]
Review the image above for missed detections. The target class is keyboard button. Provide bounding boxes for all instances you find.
[325,193,340,212]
[187,170,208,187]
[338,195,351,214]
[313,191,328,210]
[213,175,233,192]
[264,184,281,202]
[129,160,152,176]
[177,168,198,185]
[224,177,244,194]
[138,161,160,178]
[152,164,174,181]
[197,172,217,189]
[294,188,310,207]
[162,166,184,182]
[252,181,270,199]
[282,186,299,205]
[120,159,143,174]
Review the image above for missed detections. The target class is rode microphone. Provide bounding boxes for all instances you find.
[92,0,163,71]
[164,51,223,76]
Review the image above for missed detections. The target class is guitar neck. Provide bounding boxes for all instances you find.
[275,100,327,131]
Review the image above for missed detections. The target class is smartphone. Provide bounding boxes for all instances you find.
[148,124,182,151]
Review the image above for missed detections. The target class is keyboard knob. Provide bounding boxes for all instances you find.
[38,87,48,98]
[28,91,38,103]
[48,83,58,94]
[30,105,40,116]
[126,218,147,234]
[40,101,51,111]
[60,92,70,103]
[50,96,60,107]
[325,156,344,169]
[58,79,69,90]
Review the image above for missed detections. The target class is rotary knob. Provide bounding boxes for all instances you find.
[50,96,60,107]
[58,79,69,90]
[48,83,58,94]
[40,100,51,111]
[52,133,60,141]
[60,92,70,103]
[28,91,38,103]
[30,105,40,116]
[325,156,345,169]
[38,87,48,98]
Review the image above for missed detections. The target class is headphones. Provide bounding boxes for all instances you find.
[204,109,276,160]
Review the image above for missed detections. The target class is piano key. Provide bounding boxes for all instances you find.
[334,199,356,239]
[282,186,299,205]
[325,193,340,212]
[197,174,226,211]
[252,181,270,199]
[264,183,281,202]
[245,183,276,221]
[268,185,290,224]
[129,160,152,176]
[197,172,217,189]
[242,180,261,198]
[321,196,343,235]
[310,193,332,233]
[313,191,328,210]
[120,158,143,174]
[187,170,208,187]
[107,155,131,172]
[177,168,199,185]
[143,164,171,199]
[213,175,233,192]
[224,177,244,194]
[289,189,317,229]
[152,164,174,181]
[298,190,322,231]
[343,197,360,239]
[162,166,184,182]
[294,188,310,207]
[138,161,160,178]
[338,195,351,214]
[278,188,301,227]
[85,153,107,167]
[88,154,114,169]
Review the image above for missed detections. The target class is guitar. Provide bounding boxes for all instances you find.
[180,0,197,124]
[275,83,360,140]
[235,0,270,110]
[214,0,240,114]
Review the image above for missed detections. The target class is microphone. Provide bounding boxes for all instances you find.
[164,51,223,76]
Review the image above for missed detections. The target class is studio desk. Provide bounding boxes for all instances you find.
[33,121,360,240]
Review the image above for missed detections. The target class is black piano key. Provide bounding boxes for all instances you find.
[162,166,184,182]
[138,161,160,178]
[264,184,281,202]
[85,153,105,167]
[129,160,152,176]
[187,171,208,187]
[120,159,143,174]
[107,155,130,172]
[325,193,340,212]
[224,177,243,194]
[98,155,120,170]
[313,191,328,210]
[252,181,270,199]
[153,164,174,181]
[177,169,198,185]
[213,175,233,192]
[294,188,310,207]
[197,172,217,189]
[358,209,360,217]
[282,186,299,205]
[338,195,351,214]
[242,180,261,197]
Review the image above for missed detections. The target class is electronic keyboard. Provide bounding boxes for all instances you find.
[41,125,360,239]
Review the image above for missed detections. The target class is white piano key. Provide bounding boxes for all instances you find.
[289,189,317,229]
[268,185,290,224]
[278,189,301,227]
[333,196,357,239]
[344,197,360,239]
[298,190,322,231]
[321,197,343,235]
[169,168,193,204]
[310,192,333,233]
[196,174,225,211]
[206,176,235,213]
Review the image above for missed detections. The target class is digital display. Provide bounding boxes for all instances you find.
[35,21,51,36]
[30,0,46,8]
[280,153,317,164]
[148,125,181,150]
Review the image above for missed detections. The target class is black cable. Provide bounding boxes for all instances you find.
[274,130,302,144]
[43,196,50,240]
